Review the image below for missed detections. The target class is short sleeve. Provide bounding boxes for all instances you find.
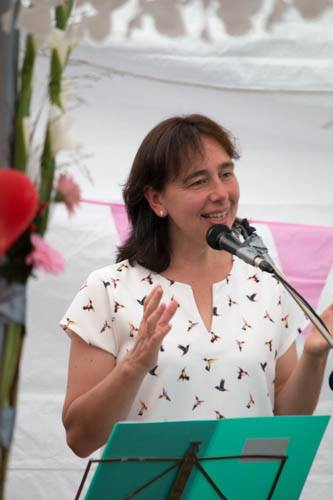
[276,283,308,359]
[60,270,118,356]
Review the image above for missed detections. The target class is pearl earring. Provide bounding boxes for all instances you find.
[159,210,164,217]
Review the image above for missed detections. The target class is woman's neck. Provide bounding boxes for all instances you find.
[162,246,233,285]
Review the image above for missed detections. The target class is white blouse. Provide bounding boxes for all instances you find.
[60,258,305,421]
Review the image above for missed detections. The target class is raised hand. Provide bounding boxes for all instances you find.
[125,286,178,373]
[304,304,333,357]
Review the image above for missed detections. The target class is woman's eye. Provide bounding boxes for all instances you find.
[189,178,206,187]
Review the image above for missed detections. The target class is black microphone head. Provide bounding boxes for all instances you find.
[206,224,231,250]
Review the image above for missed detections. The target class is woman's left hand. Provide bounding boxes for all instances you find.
[304,304,333,357]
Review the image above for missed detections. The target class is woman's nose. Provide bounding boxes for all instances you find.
[209,181,228,202]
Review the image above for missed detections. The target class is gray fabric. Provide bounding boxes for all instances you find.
[0,0,19,167]
[0,278,26,448]
[0,277,26,325]
[0,407,15,449]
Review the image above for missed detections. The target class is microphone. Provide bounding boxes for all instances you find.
[206,224,274,273]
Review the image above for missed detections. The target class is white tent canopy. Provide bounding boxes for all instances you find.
[5,1,333,498]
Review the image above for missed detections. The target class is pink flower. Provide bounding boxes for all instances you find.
[26,234,65,274]
[55,173,81,215]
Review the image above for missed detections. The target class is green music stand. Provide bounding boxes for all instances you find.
[75,415,329,499]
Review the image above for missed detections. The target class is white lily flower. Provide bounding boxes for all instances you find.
[66,22,84,49]
[47,28,71,66]
[22,117,32,154]
[49,106,79,156]
[60,78,73,108]
[17,5,52,38]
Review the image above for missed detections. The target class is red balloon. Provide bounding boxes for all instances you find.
[0,169,39,256]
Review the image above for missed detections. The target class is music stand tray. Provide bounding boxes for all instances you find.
[77,415,329,499]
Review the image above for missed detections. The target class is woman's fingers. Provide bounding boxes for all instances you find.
[143,286,163,318]
[139,287,178,346]
[146,302,167,333]
[129,293,178,372]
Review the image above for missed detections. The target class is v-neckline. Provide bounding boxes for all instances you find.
[156,271,232,336]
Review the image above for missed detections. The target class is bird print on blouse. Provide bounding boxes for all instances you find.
[100,320,112,333]
[114,301,125,313]
[187,320,199,332]
[246,293,257,302]
[149,365,158,376]
[265,340,273,352]
[210,331,221,343]
[111,278,120,288]
[212,307,221,317]
[129,322,139,338]
[246,393,255,409]
[264,310,275,323]
[238,367,249,380]
[178,368,190,381]
[248,273,260,283]
[117,263,129,272]
[241,318,252,331]
[215,379,228,392]
[63,318,76,331]
[281,315,289,328]
[192,396,204,411]
[236,340,245,352]
[178,344,190,356]
[83,299,94,311]
[137,296,146,306]
[228,296,238,307]
[159,388,171,401]
[138,400,148,416]
[141,273,154,285]
[203,358,216,372]
[61,258,304,422]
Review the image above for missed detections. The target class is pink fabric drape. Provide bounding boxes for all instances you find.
[81,200,332,309]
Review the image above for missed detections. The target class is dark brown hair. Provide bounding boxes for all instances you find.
[116,114,240,272]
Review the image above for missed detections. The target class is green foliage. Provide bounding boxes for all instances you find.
[49,49,64,109]
[14,34,36,171]
[55,0,75,30]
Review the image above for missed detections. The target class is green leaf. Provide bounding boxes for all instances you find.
[0,324,24,407]
[55,0,75,30]
[13,34,36,171]
[38,126,56,235]
[49,49,63,109]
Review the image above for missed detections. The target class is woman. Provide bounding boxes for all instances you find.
[61,114,332,458]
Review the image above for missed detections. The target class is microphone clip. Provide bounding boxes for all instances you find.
[233,219,274,273]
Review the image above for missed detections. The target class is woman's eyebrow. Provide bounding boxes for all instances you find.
[182,169,207,184]
[182,161,234,184]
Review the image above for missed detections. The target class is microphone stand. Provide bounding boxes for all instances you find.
[236,220,333,349]
[269,262,333,348]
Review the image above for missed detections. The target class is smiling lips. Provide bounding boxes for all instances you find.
[201,210,228,220]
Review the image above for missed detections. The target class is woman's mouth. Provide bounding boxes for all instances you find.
[201,210,228,223]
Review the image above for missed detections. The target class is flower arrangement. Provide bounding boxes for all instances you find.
[0,1,81,494]
[0,1,82,283]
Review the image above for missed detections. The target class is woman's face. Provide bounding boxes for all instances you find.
[148,136,240,250]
